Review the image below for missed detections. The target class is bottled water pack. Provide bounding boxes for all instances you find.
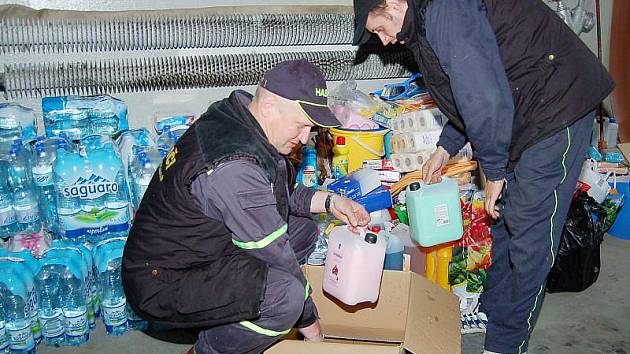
[55,135,130,244]
[0,104,37,154]
[42,96,129,141]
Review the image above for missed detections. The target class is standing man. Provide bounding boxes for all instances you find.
[122,59,370,354]
[353,0,614,353]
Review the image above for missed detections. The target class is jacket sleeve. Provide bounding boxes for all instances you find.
[426,0,515,181]
[289,183,317,217]
[191,160,316,325]
[437,121,468,157]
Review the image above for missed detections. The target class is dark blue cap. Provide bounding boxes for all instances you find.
[261,59,340,128]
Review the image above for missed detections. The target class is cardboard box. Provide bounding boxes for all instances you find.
[267,266,461,354]
[618,143,630,162]
[379,170,402,183]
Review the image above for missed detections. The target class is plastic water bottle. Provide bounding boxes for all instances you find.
[0,274,35,354]
[59,260,89,346]
[99,257,128,335]
[89,110,119,136]
[156,128,176,156]
[35,264,65,347]
[94,239,129,335]
[54,148,82,242]
[32,144,58,234]
[10,252,42,345]
[0,295,11,354]
[168,127,187,144]
[0,111,22,149]
[61,110,90,141]
[132,154,157,210]
[79,152,105,216]
[104,170,130,239]
[50,242,97,331]
[129,154,146,210]
[126,306,148,331]
[71,243,99,327]
[0,163,18,238]
[7,147,40,233]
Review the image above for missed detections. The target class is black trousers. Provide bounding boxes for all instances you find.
[195,215,318,354]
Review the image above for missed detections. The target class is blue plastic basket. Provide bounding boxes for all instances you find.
[608,181,629,240]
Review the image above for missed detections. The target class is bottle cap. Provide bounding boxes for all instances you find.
[335,136,346,145]
[409,182,421,191]
[364,232,378,244]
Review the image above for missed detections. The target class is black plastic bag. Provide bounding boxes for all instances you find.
[546,191,607,293]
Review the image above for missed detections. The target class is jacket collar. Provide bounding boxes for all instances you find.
[228,90,280,160]
[396,0,421,46]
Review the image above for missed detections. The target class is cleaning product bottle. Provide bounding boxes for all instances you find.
[406,177,463,247]
[376,226,404,271]
[331,136,349,179]
[298,145,318,189]
[323,226,386,305]
[425,247,437,283]
[436,243,453,291]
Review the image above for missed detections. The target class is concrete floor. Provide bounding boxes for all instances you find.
[38,235,629,354]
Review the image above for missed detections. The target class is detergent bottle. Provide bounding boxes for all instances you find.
[323,226,386,305]
[406,177,463,247]
[297,145,318,189]
[331,136,349,179]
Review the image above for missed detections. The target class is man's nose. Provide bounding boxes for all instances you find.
[378,33,389,46]
[298,127,310,144]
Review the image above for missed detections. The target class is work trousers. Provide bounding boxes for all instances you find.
[481,112,594,354]
[195,215,318,354]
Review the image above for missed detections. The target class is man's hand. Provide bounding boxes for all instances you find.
[422,146,451,184]
[299,320,323,342]
[330,195,370,233]
[485,179,505,219]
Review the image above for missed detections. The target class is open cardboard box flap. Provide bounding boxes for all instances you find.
[618,143,630,162]
[267,266,460,354]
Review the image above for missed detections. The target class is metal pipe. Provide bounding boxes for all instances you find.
[2,50,415,99]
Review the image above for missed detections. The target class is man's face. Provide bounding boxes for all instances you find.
[365,0,408,46]
[267,102,314,155]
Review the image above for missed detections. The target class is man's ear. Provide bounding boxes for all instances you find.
[259,94,277,120]
[385,0,403,12]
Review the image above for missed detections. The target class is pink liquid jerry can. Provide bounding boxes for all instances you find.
[323,226,387,305]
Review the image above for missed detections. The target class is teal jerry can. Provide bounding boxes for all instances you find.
[406,177,463,247]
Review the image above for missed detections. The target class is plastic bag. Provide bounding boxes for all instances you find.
[328,80,379,130]
[7,227,52,257]
[546,191,606,293]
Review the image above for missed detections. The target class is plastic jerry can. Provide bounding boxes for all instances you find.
[406,177,463,247]
[425,243,453,291]
[323,226,386,305]
[375,227,404,271]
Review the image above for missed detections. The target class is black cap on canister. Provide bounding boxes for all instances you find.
[364,232,378,244]
[409,182,421,191]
